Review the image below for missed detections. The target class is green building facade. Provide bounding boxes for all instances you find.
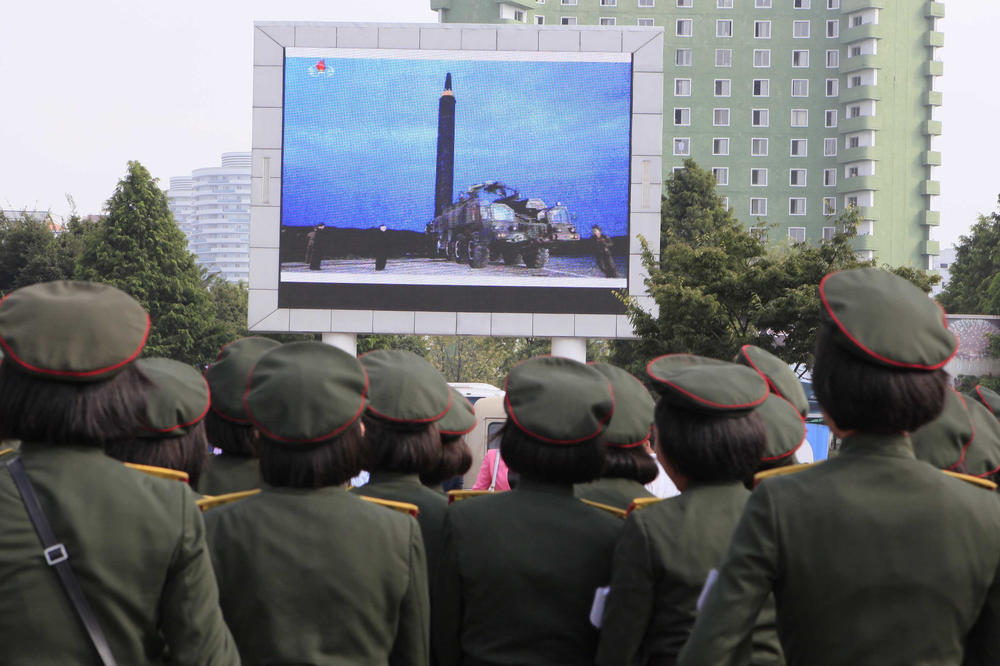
[432,0,944,268]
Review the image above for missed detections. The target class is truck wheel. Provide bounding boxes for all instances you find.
[524,248,549,268]
[455,237,468,263]
[470,243,490,269]
[503,250,522,266]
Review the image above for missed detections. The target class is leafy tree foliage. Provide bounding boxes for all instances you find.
[940,199,1000,314]
[0,211,66,291]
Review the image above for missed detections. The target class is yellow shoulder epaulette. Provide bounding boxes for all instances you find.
[0,447,13,458]
[447,489,494,504]
[942,470,998,491]
[753,462,816,488]
[197,489,262,511]
[359,495,420,517]
[580,498,627,519]
[626,497,662,517]
[124,462,190,484]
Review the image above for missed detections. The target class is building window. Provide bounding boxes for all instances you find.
[847,104,862,118]
[751,137,768,156]
[846,195,859,207]
[673,138,691,156]
[791,109,808,127]
[825,138,838,156]
[713,137,730,155]
[823,197,837,215]
[675,0,690,5]
[755,0,772,7]
[847,135,861,148]
[827,0,840,8]
[789,199,807,216]
[847,166,860,177]
[599,17,617,25]
[713,167,729,186]
[717,20,733,37]
[827,19,839,38]
[827,50,840,68]
[753,79,770,96]
[790,169,807,186]
[561,0,577,4]
[849,74,863,87]
[792,50,809,67]
[714,108,731,126]
[715,79,731,96]
[721,197,730,209]
[637,18,654,26]
[791,79,809,97]
[751,198,768,216]
[676,19,693,36]
[790,139,807,156]
[824,168,837,186]
[600,0,617,5]
[850,45,862,57]
[716,49,733,67]
[826,79,839,96]
[675,78,692,96]
[754,21,771,39]
[751,168,768,186]
[852,15,864,27]
[788,227,807,242]
[639,0,654,6]
[718,0,733,7]
[793,20,810,38]
[560,16,577,24]
[822,226,836,241]
[674,108,691,126]
[675,48,692,66]
[535,15,545,24]
[752,109,770,127]
[825,109,838,127]
[753,49,771,67]
[794,0,810,7]
[513,10,526,20]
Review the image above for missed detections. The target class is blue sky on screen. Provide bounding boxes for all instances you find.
[282,56,632,237]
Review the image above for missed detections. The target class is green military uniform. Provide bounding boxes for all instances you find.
[972,384,1000,417]
[576,476,653,510]
[679,268,1000,666]
[597,354,782,666]
[199,455,260,496]
[0,281,237,665]
[434,356,622,665]
[206,341,430,665]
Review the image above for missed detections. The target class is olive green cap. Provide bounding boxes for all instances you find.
[504,356,614,445]
[756,394,806,464]
[136,358,210,438]
[964,397,1000,479]
[0,280,149,383]
[360,350,452,424]
[646,354,768,415]
[245,341,368,445]
[735,345,809,418]
[819,268,956,370]
[911,388,972,470]
[204,337,281,423]
[973,385,1000,418]
[589,363,654,448]
[438,387,476,436]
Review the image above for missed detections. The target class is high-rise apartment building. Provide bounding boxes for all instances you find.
[167,152,251,283]
[432,0,944,268]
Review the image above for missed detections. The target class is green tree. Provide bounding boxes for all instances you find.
[0,211,67,292]
[939,198,1000,314]
[76,161,218,365]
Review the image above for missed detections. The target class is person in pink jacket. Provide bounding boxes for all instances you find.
[472,449,511,491]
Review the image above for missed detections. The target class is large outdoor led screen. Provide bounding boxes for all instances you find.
[278,47,632,314]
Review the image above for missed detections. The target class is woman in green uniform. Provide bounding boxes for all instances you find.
[575,362,657,511]
[205,341,429,665]
[0,281,237,665]
[434,356,622,665]
[199,336,279,495]
[596,354,783,666]
[680,268,1000,666]
[421,386,475,492]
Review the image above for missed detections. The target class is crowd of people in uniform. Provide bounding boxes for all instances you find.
[1,267,1000,665]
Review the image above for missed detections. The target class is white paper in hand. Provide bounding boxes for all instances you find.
[590,586,611,628]
[696,569,719,611]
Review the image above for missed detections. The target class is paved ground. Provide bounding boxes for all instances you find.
[283,255,627,279]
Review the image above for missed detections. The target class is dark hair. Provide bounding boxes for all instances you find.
[362,415,441,475]
[421,434,473,486]
[0,363,151,446]
[204,411,256,457]
[601,445,659,484]
[654,401,765,484]
[105,421,211,488]
[812,324,948,433]
[257,421,365,488]
[498,423,606,485]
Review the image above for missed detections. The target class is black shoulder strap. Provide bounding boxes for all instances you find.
[6,458,117,666]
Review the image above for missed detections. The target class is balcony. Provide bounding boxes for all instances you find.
[922,151,942,166]
[837,145,878,164]
[841,54,880,74]
[924,31,945,47]
[842,0,885,11]
[851,235,880,251]
[839,115,882,133]
[844,175,881,191]
[923,120,942,135]
[844,23,885,42]
[921,240,940,256]
[840,85,881,104]
[921,180,941,196]
[922,211,940,226]
[924,60,944,76]
[925,1,945,18]
[924,90,943,106]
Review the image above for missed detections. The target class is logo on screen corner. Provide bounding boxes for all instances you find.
[308,59,335,78]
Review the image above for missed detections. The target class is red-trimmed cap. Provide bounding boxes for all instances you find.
[438,387,476,437]
[135,358,210,438]
[972,385,1000,417]
[0,280,149,383]
[504,356,614,445]
[964,397,1000,479]
[360,350,452,426]
[734,344,809,418]
[244,341,368,446]
[646,354,768,415]
[588,362,655,448]
[756,394,807,465]
[911,388,973,471]
[205,337,280,423]
[819,268,956,370]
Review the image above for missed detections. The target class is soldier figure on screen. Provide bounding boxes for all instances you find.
[306,223,326,271]
[592,225,618,278]
[375,224,389,271]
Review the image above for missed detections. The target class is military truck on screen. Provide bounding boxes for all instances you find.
[426,181,581,269]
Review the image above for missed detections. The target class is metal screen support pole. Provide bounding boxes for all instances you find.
[550,337,587,363]
[322,332,358,357]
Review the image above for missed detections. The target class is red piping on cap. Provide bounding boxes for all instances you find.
[759,394,808,462]
[818,271,957,371]
[0,309,151,379]
[976,386,995,415]
[646,354,768,410]
[739,345,784,400]
[503,374,615,445]
[208,404,251,425]
[140,375,212,434]
[366,387,452,425]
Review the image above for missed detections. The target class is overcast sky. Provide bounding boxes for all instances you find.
[0,1,992,252]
